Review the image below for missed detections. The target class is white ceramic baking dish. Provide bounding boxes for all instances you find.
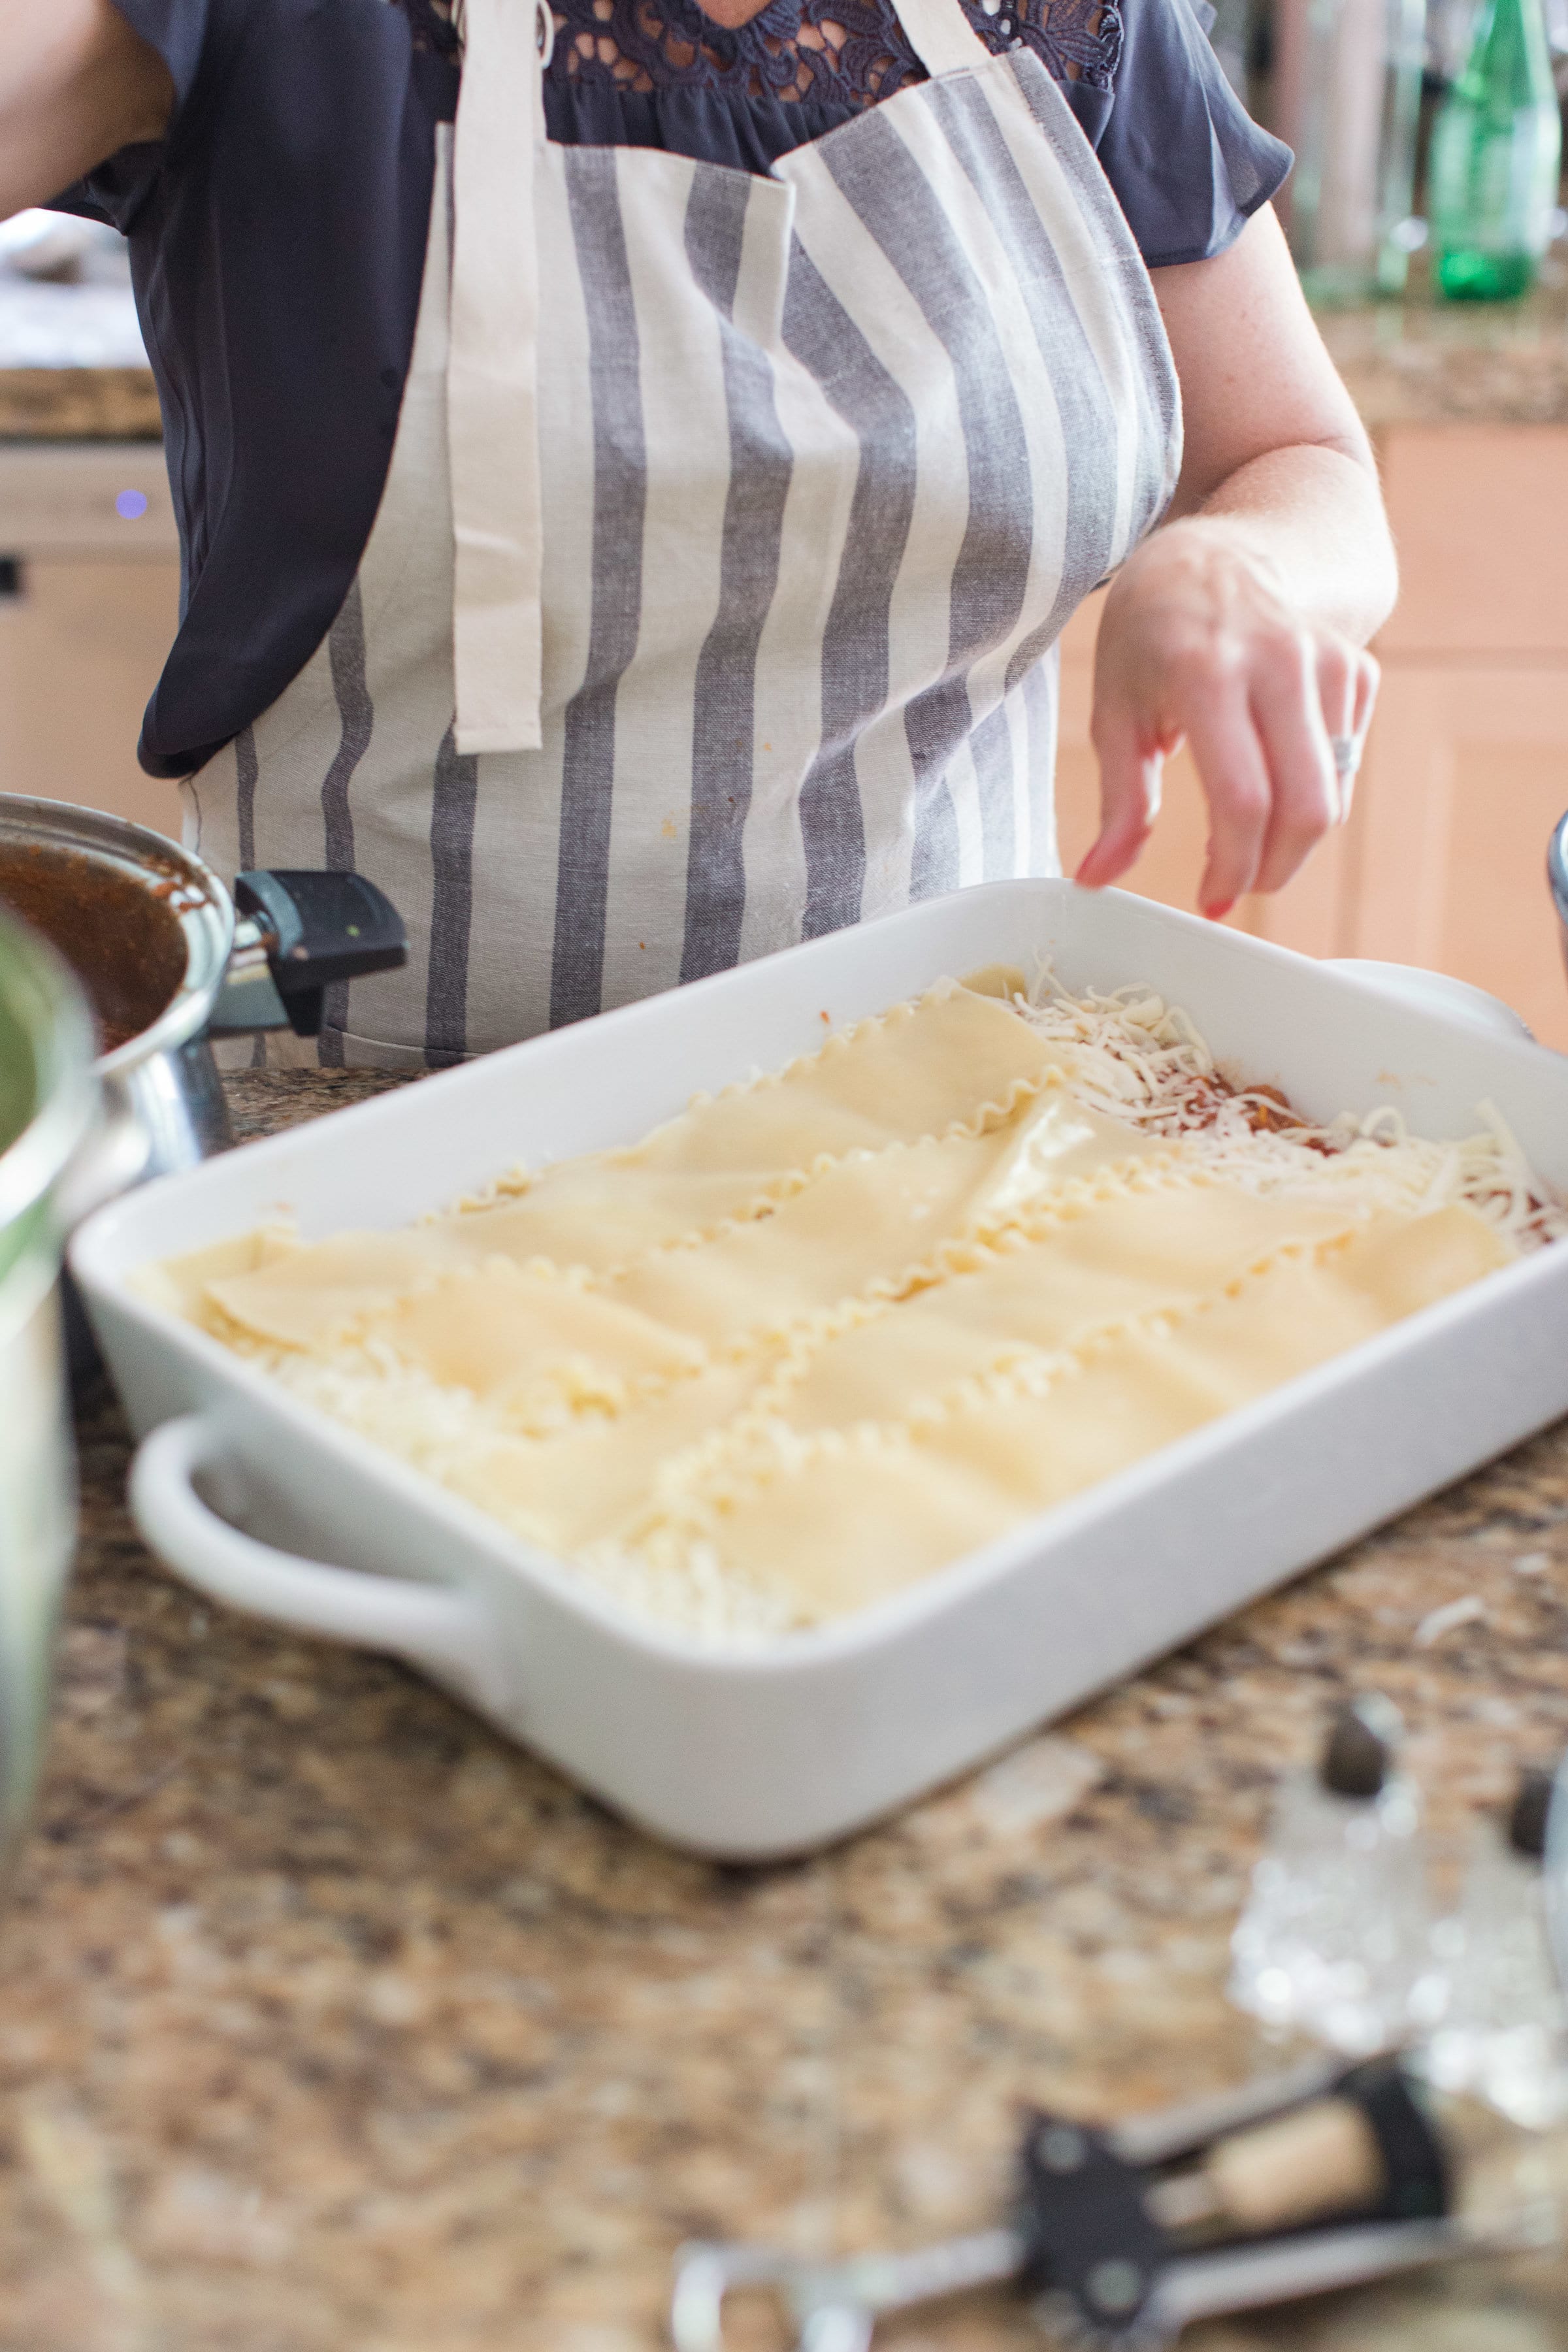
[71,881,1568,1857]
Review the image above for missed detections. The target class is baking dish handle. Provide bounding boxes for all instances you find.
[130,1414,509,1711]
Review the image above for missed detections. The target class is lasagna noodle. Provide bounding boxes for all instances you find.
[610,978,1054,1176]
[386,1186,1490,1565]
[451,1356,784,1556]
[374,1260,710,1427]
[184,981,1079,1348]
[457,974,1069,1266]
[768,1180,1380,1433]
[600,1091,1169,1349]
[667,1203,1512,1620]
[195,1076,1164,1358]
[225,1094,1172,1426]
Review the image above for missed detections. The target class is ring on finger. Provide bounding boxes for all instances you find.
[1329,734,1362,780]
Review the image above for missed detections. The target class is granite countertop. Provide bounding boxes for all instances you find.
[0,367,161,440]
[1318,263,1568,431]
[1,1067,1566,2350]
[0,271,160,440]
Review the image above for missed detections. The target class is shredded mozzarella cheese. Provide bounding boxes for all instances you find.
[1015,971,1567,1252]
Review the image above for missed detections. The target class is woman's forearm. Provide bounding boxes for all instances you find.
[1176,440,1397,649]
[0,0,171,221]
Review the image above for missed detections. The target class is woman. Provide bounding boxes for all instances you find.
[3,0,1392,1068]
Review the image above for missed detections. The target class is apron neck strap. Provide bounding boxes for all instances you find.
[447,0,551,756]
[889,0,996,78]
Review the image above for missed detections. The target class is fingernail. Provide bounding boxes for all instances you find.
[1202,898,1235,923]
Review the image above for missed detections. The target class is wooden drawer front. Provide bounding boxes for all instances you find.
[1378,425,1568,659]
[0,557,182,836]
[0,442,176,559]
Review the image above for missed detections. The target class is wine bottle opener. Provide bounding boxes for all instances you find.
[670,2057,1555,2351]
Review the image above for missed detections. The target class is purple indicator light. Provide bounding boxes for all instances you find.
[115,489,149,521]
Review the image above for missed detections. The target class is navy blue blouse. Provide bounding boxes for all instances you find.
[58,0,1289,780]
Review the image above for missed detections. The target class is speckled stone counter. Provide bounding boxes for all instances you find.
[8,1068,1568,2352]
[0,368,160,441]
[1318,266,1568,431]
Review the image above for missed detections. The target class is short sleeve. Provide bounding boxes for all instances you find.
[48,0,229,231]
[1094,0,1292,270]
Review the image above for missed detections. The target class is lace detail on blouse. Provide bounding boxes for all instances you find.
[397,0,1119,109]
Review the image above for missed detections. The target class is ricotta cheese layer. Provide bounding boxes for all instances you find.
[142,971,1541,1642]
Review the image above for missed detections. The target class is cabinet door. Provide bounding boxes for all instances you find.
[0,557,183,837]
[1378,425,1568,662]
[1056,594,1356,958]
[1353,665,1568,1051]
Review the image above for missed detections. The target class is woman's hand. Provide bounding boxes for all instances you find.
[1081,514,1380,920]
[1083,206,1397,919]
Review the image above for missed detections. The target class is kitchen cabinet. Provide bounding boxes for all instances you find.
[1354,666,1568,1047]
[0,442,183,839]
[1057,422,1568,1053]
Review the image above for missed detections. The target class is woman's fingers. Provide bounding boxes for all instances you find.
[1318,636,1360,742]
[1187,629,1350,906]
[1314,632,1388,830]
[1353,649,1379,740]
[1076,715,1164,889]
[1307,638,1379,828]
[1183,688,1275,918]
[1239,628,1339,894]
[1089,636,1332,914]
[1315,636,1359,824]
[1082,527,1382,913]
[1342,649,1380,821]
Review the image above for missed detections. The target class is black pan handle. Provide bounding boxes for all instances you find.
[210,870,409,1040]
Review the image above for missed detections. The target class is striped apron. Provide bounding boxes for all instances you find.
[184,0,1181,1070]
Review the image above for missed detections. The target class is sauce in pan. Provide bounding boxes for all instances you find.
[0,842,189,1055]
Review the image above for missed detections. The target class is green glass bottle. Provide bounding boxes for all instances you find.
[1429,0,1562,301]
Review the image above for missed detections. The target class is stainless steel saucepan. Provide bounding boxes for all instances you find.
[0,794,407,1374]
[0,794,408,1197]
[0,795,400,1874]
